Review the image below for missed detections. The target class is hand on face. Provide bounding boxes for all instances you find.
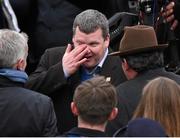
[62,43,88,76]
[162,1,179,30]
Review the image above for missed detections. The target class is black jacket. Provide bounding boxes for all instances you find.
[106,68,180,136]
[0,76,58,136]
[25,46,127,134]
[174,0,180,39]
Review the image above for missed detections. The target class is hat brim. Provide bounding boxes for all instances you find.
[109,44,168,56]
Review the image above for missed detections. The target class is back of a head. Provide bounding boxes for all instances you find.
[133,76,180,136]
[73,76,117,125]
[0,29,28,68]
[122,51,164,73]
[114,118,167,137]
[73,9,109,39]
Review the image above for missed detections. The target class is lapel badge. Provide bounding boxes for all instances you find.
[106,77,111,82]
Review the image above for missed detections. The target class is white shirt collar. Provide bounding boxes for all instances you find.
[98,48,108,68]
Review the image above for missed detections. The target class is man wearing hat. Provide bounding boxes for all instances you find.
[106,25,180,136]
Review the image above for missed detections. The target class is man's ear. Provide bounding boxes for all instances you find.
[122,58,129,71]
[108,107,118,121]
[71,102,79,116]
[104,34,110,48]
[16,59,26,71]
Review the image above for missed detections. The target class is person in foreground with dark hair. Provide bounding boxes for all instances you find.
[0,29,57,136]
[61,76,118,137]
[106,25,180,136]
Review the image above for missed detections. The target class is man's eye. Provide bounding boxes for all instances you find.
[77,42,83,45]
[90,43,98,47]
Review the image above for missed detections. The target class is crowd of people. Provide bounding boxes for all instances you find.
[0,0,180,136]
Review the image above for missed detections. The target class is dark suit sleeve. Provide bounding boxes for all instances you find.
[174,0,180,21]
[106,88,131,136]
[25,48,67,95]
[42,97,58,136]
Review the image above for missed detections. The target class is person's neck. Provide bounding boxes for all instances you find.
[125,68,138,80]
[78,120,106,132]
[82,65,98,73]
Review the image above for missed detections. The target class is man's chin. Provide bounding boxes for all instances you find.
[82,62,96,68]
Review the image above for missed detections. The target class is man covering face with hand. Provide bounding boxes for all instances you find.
[26,9,126,134]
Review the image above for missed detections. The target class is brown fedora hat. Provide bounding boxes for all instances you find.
[109,25,168,56]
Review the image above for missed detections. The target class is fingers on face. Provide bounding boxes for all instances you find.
[74,47,88,62]
[72,48,87,68]
[75,58,87,67]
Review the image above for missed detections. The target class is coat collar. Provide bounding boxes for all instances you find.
[65,127,107,137]
[0,76,24,88]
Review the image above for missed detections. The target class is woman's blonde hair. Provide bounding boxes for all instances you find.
[133,76,180,137]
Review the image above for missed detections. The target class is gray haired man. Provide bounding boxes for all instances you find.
[0,29,57,136]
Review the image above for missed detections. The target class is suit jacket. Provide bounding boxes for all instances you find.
[106,68,180,136]
[25,46,126,134]
[0,76,57,136]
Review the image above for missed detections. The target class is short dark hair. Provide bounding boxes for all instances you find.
[73,76,117,125]
[122,51,164,73]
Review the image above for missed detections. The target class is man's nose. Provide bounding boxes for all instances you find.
[86,46,91,53]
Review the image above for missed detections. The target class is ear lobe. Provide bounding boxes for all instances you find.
[16,59,25,71]
[108,107,118,121]
[71,102,79,116]
[122,59,129,71]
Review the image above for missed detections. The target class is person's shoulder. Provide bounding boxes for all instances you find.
[16,87,51,102]
[166,72,180,84]
[45,46,66,53]
[116,79,134,91]
[115,77,144,99]
[42,46,67,60]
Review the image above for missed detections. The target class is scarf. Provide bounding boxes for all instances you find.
[0,68,28,83]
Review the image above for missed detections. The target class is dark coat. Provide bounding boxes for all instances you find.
[61,127,107,137]
[0,76,58,136]
[0,5,7,29]
[25,46,127,134]
[106,68,180,136]
[174,0,180,39]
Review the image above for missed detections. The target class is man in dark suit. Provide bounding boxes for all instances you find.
[106,25,180,136]
[25,9,126,134]
[0,29,57,136]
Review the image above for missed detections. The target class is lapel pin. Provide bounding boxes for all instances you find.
[106,77,111,82]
